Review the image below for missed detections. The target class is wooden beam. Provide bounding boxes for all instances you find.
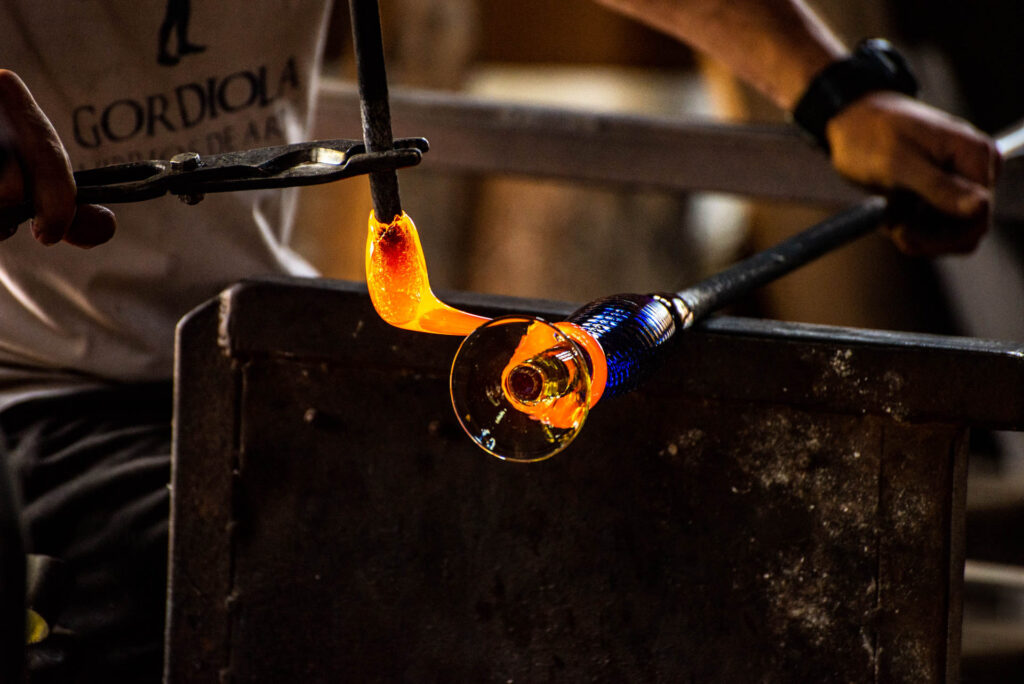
[314,79,1024,220]
[313,79,866,206]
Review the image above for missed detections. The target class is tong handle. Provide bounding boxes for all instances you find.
[0,137,428,239]
[0,161,168,236]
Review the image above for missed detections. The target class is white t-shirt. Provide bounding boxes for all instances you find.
[0,1,333,404]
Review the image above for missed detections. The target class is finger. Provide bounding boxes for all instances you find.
[63,204,116,248]
[887,207,989,257]
[0,70,76,245]
[890,220,987,257]
[943,215,989,254]
[920,122,1000,187]
[893,147,991,218]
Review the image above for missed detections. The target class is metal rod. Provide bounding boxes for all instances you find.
[348,0,403,222]
[673,122,1017,323]
[676,196,888,323]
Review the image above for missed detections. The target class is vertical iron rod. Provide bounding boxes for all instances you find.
[349,0,403,223]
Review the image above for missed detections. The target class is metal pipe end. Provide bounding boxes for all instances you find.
[653,293,694,329]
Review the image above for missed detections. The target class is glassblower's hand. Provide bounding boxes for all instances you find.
[0,69,115,247]
[826,91,1000,257]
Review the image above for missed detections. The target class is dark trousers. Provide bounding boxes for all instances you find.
[1,383,172,683]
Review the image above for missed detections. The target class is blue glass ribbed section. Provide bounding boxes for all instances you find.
[568,294,677,397]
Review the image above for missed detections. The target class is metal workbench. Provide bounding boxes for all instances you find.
[166,276,1024,682]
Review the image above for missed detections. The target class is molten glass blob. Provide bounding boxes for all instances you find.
[450,316,607,462]
[364,210,612,461]
[365,211,489,335]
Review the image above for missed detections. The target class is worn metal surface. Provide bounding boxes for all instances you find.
[167,277,1024,682]
[165,302,238,684]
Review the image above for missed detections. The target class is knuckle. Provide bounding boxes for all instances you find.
[878,150,899,187]
[0,69,15,91]
[0,69,28,103]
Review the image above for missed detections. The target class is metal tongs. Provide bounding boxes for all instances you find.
[0,0,414,237]
[0,136,428,233]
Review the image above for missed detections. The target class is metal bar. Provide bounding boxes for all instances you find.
[348,0,403,223]
[676,197,887,322]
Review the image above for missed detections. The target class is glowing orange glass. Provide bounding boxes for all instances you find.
[365,210,606,457]
[499,320,607,427]
[365,211,489,335]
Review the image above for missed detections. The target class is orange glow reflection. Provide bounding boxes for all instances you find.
[497,321,607,431]
[499,323,591,430]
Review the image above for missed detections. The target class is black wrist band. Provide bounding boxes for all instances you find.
[792,38,919,154]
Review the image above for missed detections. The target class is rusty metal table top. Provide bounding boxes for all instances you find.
[167,276,1023,683]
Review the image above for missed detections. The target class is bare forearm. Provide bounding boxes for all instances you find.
[594,0,1000,257]
[592,0,846,110]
